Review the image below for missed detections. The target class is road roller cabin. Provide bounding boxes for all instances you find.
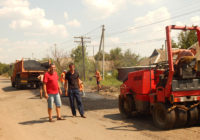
[118,25,200,129]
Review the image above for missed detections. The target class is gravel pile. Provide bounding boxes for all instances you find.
[24,60,49,71]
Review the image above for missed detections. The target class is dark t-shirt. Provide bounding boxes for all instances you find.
[65,71,79,89]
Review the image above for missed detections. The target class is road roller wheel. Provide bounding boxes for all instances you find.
[118,95,134,118]
[153,103,176,129]
[187,107,199,126]
[174,108,187,128]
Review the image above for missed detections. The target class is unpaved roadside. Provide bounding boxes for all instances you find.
[0,76,200,140]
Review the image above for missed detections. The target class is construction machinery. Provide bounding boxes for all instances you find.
[118,25,200,129]
[11,59,50,89]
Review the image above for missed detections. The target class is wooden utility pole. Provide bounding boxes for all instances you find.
[74,36,91,81]
[102,25,105,80]
[98,25,105,80]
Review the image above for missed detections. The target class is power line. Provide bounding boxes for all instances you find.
[57,1,200,47]
[83,26,101,36]
[107,8,200,37]
[105,0,199,34]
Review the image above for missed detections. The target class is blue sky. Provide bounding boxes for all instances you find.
[0,0,200,63]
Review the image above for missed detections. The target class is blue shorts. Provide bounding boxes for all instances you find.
[47,93,62,109]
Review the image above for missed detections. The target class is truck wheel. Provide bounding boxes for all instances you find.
[187,107,199,126]
[174,108,187,128]
[118,95,134,118]
[153,103,176,129]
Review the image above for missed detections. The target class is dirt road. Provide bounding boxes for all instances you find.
[0,76,200,140]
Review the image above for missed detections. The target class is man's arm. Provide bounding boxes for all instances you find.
[58,84,62,95]
[43,83,48,99]
[172,50,181,56]
[172,49,186,56]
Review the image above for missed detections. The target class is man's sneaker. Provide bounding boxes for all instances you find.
[81,115,86,118]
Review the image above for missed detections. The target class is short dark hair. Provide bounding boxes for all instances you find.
[69,63,74,67]
[49,63,55,68]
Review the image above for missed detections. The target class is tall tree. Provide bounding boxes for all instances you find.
[122,49,140,67]
[178,30,197,49]
[71,46,95,80]
[109,47,123,60]
[171,39,179,48]
[94,51,110,61]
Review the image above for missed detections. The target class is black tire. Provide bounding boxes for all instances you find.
[174,108,187,128]
[118,95,134,118]
[198,106,200,124]
[187,107,199,126]
[153,103,176,129]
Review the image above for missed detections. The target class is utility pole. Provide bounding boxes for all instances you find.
[98,25,105,80]
[74,36,91,81]
[93,46,94,57]
[102,25,105,80]
[97,25,105,80]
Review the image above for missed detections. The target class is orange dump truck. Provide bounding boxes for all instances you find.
[11,59,50,89]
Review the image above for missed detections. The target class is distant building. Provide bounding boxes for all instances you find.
[139,48,167,66]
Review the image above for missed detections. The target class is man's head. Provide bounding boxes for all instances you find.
[69,63,75,71]
[189,48,196,55]
[49,64,56,74]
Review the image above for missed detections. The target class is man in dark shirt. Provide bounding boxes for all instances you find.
[64,63,86,118]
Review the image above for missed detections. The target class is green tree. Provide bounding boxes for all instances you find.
[122,49,140,67]
[178,30,197,49]
[109,47,123,60]
[94,51,110,61]
[0,63,10,75]
[71,46,87,63]
[171,39,179,48]
[70,46,95,80]
[109,48,140,68]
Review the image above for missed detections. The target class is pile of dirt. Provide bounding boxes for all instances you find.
[24,60,49,71]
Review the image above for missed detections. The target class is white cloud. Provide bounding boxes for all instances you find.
[64,12,68,20]
[9,19,32,29]
[82,0,162,19]
[67,19,81,27]
[133,7,171,38]
[82,0,125,19]
[0,38,50,63]
[190,16,200,26]
[108,37,120,44]
[129,0,161,6]
[0,0,68,37]
[134,7,170,25]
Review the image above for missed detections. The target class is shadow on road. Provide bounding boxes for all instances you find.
[19,119,49,125]
[104,113,159,131]
[19,115,69,125]
[61,92,118,111]
[2,86,18,92]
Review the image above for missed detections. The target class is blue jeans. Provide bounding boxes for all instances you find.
[68,89,84,116]
[47,93,62,109]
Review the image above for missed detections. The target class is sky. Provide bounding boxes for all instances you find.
[0,0,200,63]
